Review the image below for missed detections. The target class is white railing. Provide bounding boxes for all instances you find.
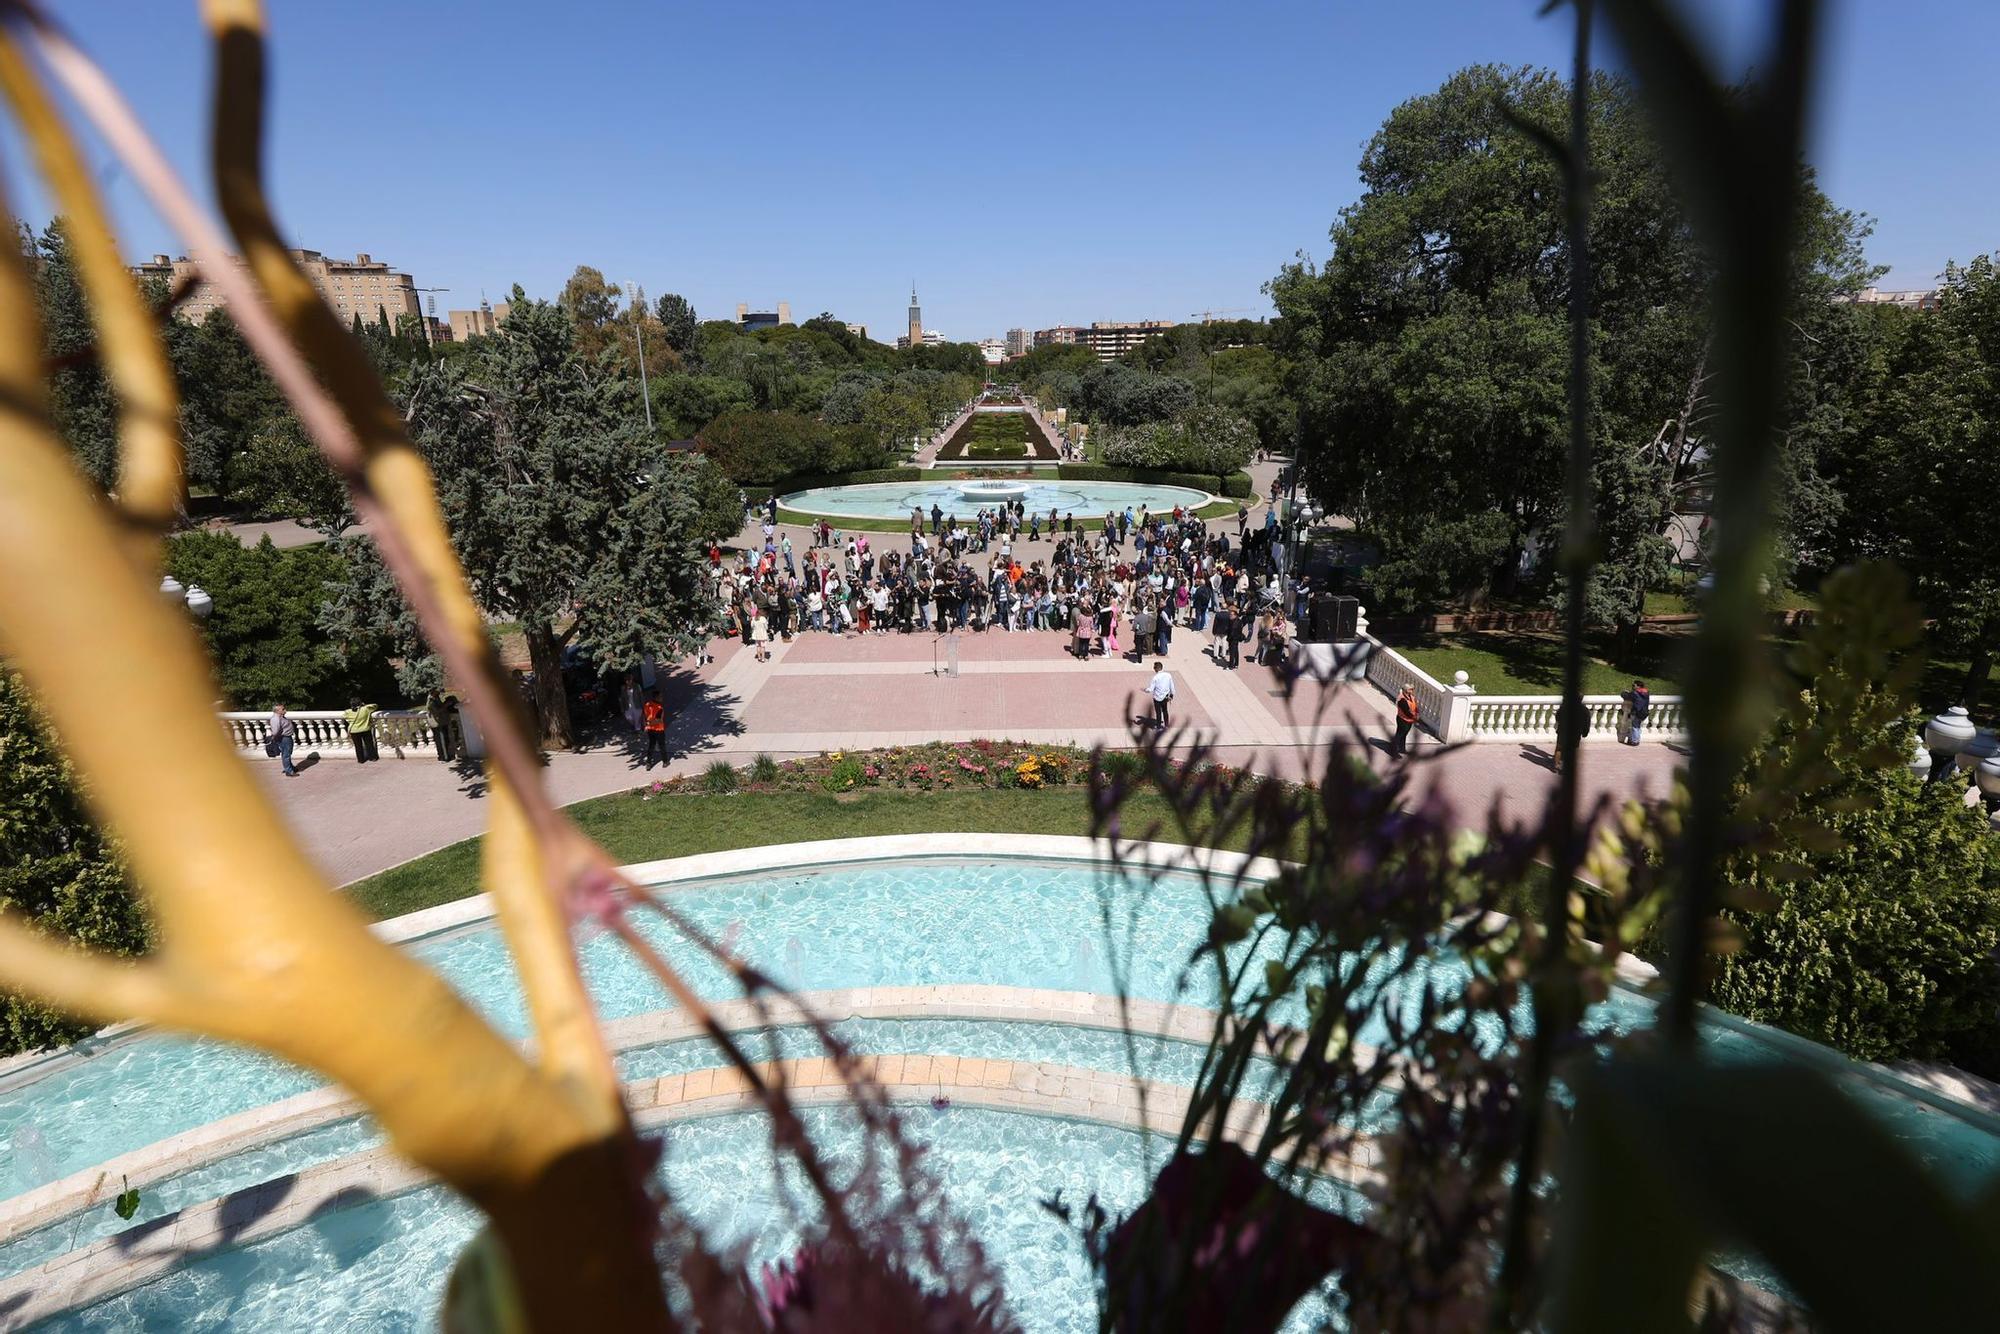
[1357,614,1685,744]
[1464,695,1686,744]
[220,710,436,757]
[1362,637,1458,740]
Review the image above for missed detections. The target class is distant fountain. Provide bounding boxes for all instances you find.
[954,480,1033,503]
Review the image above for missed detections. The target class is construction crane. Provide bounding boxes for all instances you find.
[1189,307,1257,324]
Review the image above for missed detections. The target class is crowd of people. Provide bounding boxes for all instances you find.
[707,498,1310,671]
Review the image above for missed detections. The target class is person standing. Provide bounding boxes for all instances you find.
[344,698,379,764]
[641,689,668,768]
[1392,685,1420,759]
[268,703,298,777]
[1147,661,1175,730]
[1621,679,1651,745]
[427,690,458,762]
[1225,601,1244,670]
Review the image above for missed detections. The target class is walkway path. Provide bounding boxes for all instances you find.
[251,620,1679,887]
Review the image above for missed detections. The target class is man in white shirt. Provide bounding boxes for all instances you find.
[1146,661,1175,730]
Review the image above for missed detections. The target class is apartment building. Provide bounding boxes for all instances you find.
[1004,327,1032,358]
[447,300,512,341]
[977,337,1007,365]
[1032,320,1177,360]
[133,250,422,329]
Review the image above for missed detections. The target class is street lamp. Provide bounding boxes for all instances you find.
[159,574,213,619]
[1923,705,1978,785]
[1975,745,2000,831]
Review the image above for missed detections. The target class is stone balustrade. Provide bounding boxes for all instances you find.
[1465,694,1686,743]
[219,710,436,757]
[1356,617,1685,744]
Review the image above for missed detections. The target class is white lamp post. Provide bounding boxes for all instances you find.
[159,573,214,619]
[1924,706,1978,785]
[1975,747,2000,830]
[1908,729,1935,780]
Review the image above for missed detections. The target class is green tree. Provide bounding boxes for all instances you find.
[162,307,288,499]
[557,264,620,360]
[696,409,835,485]
[230,414,349,532]
[0,668,147,1055]
[654,292,698,357]
[330,290,719,747]
[1700,564,2000,1075]
[165,531,394,708]
[1098,405,1256,476]
[652,372,754,438]
[1271,65,1871,613]
[30,220,120,490]
[1833,256,2000,711]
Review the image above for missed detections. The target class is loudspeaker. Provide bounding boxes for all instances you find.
[1306,593,1358,642]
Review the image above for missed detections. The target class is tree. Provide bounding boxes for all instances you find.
[230,414,349,532]
[166,530,395,708]
[652,371,754,438]
[330,290,718,747]
[1076,362,1196,426]
[162,306,288,500]
[1832,256,2000,711]
[1099,405,1256,476]
[697,409,835,485]
[0,667,147,1055]
[1698,564,2000,1075]
[654,292,697,357]
[1271,65,1871,612]
[30,220,119,490]
[558,264,620,360]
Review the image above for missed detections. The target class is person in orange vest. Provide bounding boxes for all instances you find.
[1392,685,1421,759]
[640,688,668,770]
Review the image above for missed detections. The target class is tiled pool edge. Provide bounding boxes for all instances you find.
[0,1058,1347,1329]
[0,986,1241,1263]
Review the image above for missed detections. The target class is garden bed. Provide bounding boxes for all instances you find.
[936,410,1059,462]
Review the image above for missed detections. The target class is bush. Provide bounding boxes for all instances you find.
[1220,470,1255,499]
[1098,405,1256,477]
[1692,565,2000,1075]
[752,753,780,783]
[702,760,740,793]
[820,753,866,791]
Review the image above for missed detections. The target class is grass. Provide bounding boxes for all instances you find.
[965,440,1028,459]
[345,786,1261,921]
[1389,630,1685,696]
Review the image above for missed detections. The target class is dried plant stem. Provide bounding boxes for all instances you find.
[0,30,180,544]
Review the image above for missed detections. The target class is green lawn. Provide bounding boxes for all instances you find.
[346,787,1261,920]
[965,440,1028,459]
[1389,631,1685,696]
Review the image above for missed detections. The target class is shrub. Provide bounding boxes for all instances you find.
[751,753,780,783]
[1220,470,1255,499]
[1690,564,2000,1074]
[1098,405,1256,477]
[820,753,866,791]
[702,760,740,793]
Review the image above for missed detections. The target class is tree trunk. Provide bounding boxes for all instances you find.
[524,620,576,750]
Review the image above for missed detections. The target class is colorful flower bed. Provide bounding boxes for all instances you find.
[636,741,1108,797]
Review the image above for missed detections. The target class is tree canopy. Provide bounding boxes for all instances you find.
[328,290,733,747]
[1271,65,1875,616]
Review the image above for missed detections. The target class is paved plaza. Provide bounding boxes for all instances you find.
[251,620,1681,887]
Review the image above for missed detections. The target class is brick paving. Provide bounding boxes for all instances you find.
[248,617,1681,886]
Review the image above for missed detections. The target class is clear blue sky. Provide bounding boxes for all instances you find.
[14,1,1996,341]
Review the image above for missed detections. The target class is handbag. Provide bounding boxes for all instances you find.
[264,734,282,758]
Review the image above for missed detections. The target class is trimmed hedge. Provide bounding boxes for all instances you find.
[1056,462,1249,499]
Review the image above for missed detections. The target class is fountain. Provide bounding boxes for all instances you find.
[954,480,1034,503]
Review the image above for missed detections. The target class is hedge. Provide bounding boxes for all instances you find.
[1055,463,1252,499]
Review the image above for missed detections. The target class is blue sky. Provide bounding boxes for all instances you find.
[14,1,1996,341]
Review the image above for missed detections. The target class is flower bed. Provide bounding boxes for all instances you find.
[638,742,1107,796]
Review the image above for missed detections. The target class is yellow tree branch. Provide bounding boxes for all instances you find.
[0,31,180,541]
[0,183,671,1322]
[0,912,176,1027]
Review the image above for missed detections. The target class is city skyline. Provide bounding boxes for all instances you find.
[23,1,2000,341]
